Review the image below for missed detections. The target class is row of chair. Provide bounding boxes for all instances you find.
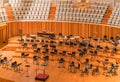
[56,12,104,18]
[10,3,51,7]
[14,15,48,20]
[12,8,50,11]
[55,1,109,24]
[108,3,120,26]
[95,1,110,6]
[0,8,8,22]
[56,8,106,14]
[56,17,102,23]
[10,0,51,20]
[13,12,49,15]
[9,0,51,3]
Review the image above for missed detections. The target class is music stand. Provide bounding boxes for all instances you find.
[25,64,30,77]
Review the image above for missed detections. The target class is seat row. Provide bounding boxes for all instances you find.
[12,7,50,11]
[56,8,106,14]
[108,3,120,26]
[55,16,102,23]
[95,1,109,6]
[56,12,104,19]
[0,8,8,22]
[10,3,51,7]
[9,0,51,3]
[9,0,51,20]
[14,15,48,20]
[55,1,109,24]
[13,11,49,16]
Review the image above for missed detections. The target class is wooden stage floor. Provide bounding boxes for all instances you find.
[0,36,120,82]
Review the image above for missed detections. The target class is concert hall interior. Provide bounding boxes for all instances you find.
[0,0,120,82]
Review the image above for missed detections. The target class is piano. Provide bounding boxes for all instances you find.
[37,31,55,39]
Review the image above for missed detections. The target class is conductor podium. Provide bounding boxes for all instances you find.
[35,68,49,81]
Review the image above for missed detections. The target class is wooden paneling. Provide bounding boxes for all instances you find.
[69,22,79,36]
[0,23,8,48]
[62,22,69,36]
[6,21,120,40]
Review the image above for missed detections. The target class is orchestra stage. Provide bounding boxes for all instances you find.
[0,35,120,82]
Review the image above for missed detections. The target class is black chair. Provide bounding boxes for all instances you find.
[50,49,58,60]
[32,44,37,49]
[57,58,65,68]
[22,43,27,50]
[92,66,99,75]
[68,61,75,72]
[21,53,29,63]
[33,56,40,64]
[41,56,49,66]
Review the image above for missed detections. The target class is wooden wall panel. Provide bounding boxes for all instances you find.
[7,21,17,37]
[0,23,8,47]
[6,21,120,41]
[50,22,57,34]
[36,22,42,32]
[111,27,120,38]
[55,22,62,35]
[69,22,79,36]
[62,22,69,36]
[79,23,89,38]
[89,24,102,39]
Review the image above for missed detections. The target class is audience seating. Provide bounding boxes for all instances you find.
[0,7,8,22]
[108,3,120,26]
[55,0,109,24]
[9,0,51,20]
